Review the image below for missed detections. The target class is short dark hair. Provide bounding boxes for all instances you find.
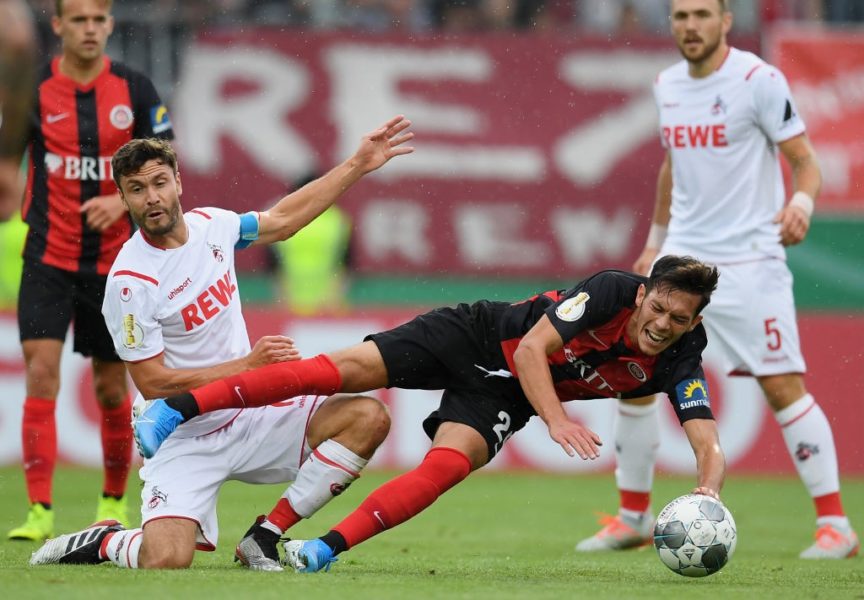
[646,255,719,315]
[55,0,113,17]
[112,137,178,189]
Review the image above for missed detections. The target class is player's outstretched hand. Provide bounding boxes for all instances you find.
[351,115,414,175]
[247,335,301,369]
[773,204,810,246]
[548,419,602,460]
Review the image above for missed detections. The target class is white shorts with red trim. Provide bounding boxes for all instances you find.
[698,258,806,377]
[138,395,326,550]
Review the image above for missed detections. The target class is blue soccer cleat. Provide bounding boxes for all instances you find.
[283,539,338,573]
[133,399,184,459]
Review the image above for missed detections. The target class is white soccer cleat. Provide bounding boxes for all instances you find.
[575,512,654,552]
[29,520,124,565]
[799,524,860,559]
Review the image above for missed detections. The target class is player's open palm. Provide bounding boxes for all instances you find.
[353,115,415,174]
[548,418,602,460]
[246,335,300,369]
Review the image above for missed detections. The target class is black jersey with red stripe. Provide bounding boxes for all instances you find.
[23,56,174,275]
[487,269,712,424]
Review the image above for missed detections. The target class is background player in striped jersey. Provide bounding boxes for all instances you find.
[9,0,173,541]
[575,0,858,559]
[30,117,414,570]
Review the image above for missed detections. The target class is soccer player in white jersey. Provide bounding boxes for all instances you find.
[29,117,415,570]
[575,0,858,559]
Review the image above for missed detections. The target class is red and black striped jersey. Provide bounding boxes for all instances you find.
[490,270,713,424]
[23,56,174,275]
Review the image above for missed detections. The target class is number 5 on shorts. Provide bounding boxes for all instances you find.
[764,317,782,351]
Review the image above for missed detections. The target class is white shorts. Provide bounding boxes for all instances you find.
[699,258,806,377]
[138,395,326,550]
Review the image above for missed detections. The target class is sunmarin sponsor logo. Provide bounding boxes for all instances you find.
[679,398,710,410]
[167,277,192,300]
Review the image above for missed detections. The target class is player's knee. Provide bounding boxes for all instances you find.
[139,544,194,569]
[139,537,195,569]
[348,395,390,444]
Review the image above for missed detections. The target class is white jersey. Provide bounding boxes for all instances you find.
[103,207,254,437]
[654,47,806,263]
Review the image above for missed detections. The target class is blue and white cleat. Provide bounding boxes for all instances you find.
[283,539,338,573]
[133,399,184,459]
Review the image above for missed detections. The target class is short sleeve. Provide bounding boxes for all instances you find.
[662,328,714,424]
[751,65,806,144]
[545,272,632,343]
[103,273,164,363]
[131,74,174,140]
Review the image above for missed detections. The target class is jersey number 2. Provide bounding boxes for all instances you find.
[764,318,782,351]
[492,411,513,455]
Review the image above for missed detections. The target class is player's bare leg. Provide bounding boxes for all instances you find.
[236,394,390,571]
[92,358,133,527]
[760,373,859,559]
[8,339,63,541]
[576,395,656,552]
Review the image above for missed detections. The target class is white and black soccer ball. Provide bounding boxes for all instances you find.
[653,494,737,578]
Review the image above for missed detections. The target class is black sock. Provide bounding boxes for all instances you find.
[164,392,199,422]
[320,530,348,556]
[37,502,52,510]
[101,493,123,500]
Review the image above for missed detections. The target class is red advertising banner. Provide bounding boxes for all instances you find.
[0,311,860,474]
[769,26,864,212]
[172,31,684,277]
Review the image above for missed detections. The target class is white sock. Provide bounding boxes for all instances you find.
[285,439,368,518]
[103,528,144,569]
[774,394,840,498]
[614,399,659,503]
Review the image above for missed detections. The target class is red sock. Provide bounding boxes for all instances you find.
[333,447,472,549]
[192,354,341,414]
[620,489,651,513]
[813,492,845,518]
[22,397,57,505]
[100,397,133,498]
[267,498,302,532]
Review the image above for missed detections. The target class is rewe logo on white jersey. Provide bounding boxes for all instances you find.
[662,124,728,149]
[44,152,114,181]
[180,270,237,331]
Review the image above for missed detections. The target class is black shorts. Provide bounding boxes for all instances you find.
[18,260,120,361]
[366,303,536,462]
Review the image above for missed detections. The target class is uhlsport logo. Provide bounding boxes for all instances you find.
[674,378,710,410]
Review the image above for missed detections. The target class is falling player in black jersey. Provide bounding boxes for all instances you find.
[135,254,725,572]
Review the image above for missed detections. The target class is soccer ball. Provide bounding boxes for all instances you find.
[653,494,737,577]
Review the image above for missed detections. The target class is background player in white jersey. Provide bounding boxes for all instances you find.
[30,116,415,570]
[575,0,858,559]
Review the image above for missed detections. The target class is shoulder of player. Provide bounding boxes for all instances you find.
[107,236,163,289]
[575,269,643,309]
[727,48,784,84]
[107,60,155,85]
[654,60,689,87]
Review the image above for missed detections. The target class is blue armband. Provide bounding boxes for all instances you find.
[235,212,260,249]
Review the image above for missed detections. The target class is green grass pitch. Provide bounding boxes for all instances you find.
[1,467,861,599]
